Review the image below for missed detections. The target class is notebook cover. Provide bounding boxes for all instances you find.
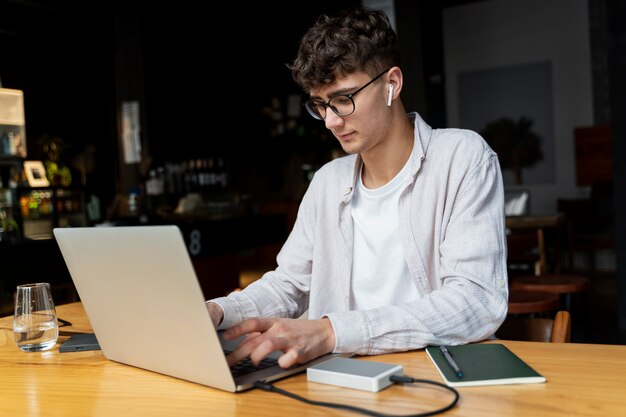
[425,343,546,387]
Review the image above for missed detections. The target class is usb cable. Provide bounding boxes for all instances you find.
[253,375,459,417]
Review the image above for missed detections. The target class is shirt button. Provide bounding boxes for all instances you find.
[496,278,505,288]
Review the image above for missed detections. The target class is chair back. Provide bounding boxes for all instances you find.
[496,311,571,343]
[506,228,547,277]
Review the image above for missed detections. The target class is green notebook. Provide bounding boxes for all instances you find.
[425,343,546,387]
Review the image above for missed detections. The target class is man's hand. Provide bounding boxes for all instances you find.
[206,302,224,328]
[222,317,336,369]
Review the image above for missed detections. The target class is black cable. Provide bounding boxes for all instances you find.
[253,375,459,417]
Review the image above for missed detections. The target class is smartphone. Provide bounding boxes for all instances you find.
[59,333,101,353]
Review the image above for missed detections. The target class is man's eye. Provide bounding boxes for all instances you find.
[332,96,352,106]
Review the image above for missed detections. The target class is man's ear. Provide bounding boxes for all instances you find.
[387,66,403,99]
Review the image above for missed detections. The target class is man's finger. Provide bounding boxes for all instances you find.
[223,318,273,339]
[278,350,299,368]
[226,330,276,366]
[226,342,254,367]
[248,338,289,366]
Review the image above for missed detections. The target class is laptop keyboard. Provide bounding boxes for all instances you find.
[223,350,279,377]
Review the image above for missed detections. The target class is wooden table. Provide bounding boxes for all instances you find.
[1,303,626,416]
[506,214,565,230]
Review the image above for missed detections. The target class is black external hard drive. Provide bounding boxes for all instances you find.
[59,333,101,353]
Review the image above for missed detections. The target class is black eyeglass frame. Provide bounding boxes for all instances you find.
[304,68,391,120]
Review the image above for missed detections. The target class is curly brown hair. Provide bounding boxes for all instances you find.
[289,7,400,92]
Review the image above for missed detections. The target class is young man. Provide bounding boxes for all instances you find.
[207,8,508,369]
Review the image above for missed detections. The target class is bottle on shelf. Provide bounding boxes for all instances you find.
[0,179,20,241]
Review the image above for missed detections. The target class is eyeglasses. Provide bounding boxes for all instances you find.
[304,68,391,120]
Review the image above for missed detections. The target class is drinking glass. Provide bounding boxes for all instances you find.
[13,283,59,352]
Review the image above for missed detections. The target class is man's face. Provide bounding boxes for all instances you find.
[308,70,391,156]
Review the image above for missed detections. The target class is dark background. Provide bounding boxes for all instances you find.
[0,0,366,207]
[0,0,479,207]
[1,0,626,336]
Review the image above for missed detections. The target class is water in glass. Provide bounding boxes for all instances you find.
[13,283,59,352]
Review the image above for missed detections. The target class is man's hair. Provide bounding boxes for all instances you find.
[290,7,400,92]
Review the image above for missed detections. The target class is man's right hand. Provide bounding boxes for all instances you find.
[206,302,224,328]
[221,317,336,368]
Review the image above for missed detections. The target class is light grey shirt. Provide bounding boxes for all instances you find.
[212,112,508,355]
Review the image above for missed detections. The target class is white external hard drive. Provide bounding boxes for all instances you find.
[307,357,404,392]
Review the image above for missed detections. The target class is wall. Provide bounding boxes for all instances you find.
[443,0,593,214]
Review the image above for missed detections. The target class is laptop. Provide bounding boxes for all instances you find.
[53,225,338,392]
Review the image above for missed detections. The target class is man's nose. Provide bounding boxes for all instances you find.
[324,109,344,129]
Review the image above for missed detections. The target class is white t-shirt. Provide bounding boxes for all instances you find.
[350,155,418,310]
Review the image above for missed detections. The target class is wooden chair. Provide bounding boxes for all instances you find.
[506,229,561,315]
[508,227,591,312]
[557,180,615,276]
[506,228,547,277]
[496,310,571,343]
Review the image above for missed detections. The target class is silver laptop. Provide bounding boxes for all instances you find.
[53,225,336,392]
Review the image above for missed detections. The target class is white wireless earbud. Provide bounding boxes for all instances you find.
[387,84,394,107]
